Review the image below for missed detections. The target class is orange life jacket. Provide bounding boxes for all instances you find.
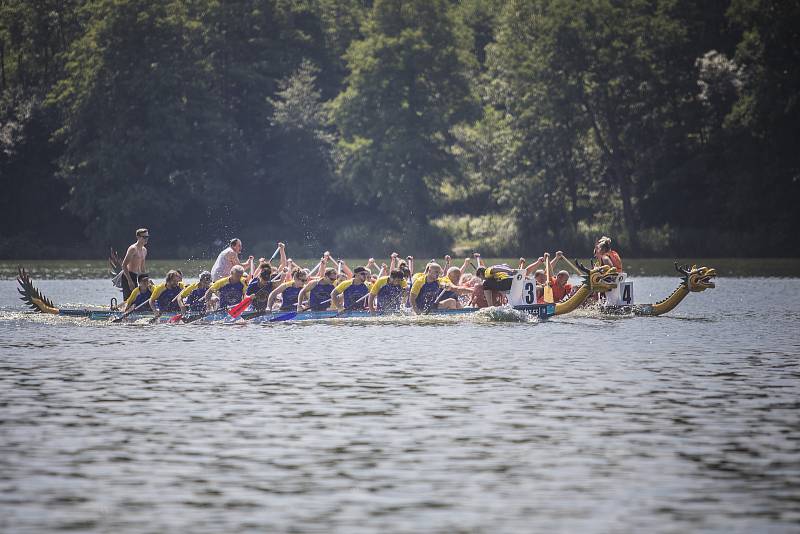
[607,250,623,272]
[551,277,572,302]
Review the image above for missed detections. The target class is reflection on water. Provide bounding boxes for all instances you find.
[0,277,799,532]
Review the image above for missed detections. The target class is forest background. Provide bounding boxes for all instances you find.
[1,0,797,260]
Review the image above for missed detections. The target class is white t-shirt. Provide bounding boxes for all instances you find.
[211,247,239,281]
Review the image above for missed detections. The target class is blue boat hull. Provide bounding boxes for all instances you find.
[74,304,556,323]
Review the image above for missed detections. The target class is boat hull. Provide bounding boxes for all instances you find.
[64,304,556,323]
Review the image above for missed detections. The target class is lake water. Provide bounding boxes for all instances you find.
[1,261,799,533]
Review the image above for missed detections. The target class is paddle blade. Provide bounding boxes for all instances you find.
[269,312,296,322]
[544,284,554,303]
[168,313,183,324]
[228,296,252,318]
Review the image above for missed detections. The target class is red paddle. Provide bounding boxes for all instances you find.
[228,295,253,318]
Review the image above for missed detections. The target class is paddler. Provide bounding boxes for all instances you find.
[331,266,371,311]
[410,262,460,314]
[268,269,307,311]
[246,263,277,312]
[368,269,408,313]
[122,274,153,312]
[474,263,517,306]
[203,265,247,310]
[594,236,623,272]
[149,270,185,313]
[298,267,338,311]
[177,271,212,313]
[551,270,573,302]
[438,258,474,304]
[252,242,286,280]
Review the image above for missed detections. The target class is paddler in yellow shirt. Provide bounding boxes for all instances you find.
[410,262,460,314]
[149,270,185,313]
[331,266,371,311]
[203,265,247,310]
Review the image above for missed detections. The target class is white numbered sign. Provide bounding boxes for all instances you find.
[508,271,538,306]
[604,274,634,305]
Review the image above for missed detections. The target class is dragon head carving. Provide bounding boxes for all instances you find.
[575,259,619,292]
[675,263,716,292]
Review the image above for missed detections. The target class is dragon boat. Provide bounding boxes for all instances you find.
[15,262,620,323]
[598,263,717,316]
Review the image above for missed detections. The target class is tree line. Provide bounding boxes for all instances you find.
[1,0,797,259]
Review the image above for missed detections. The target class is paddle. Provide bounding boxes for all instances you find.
[111,298,151,323]
[333,293,369,318]
[543,252,554,303]
[182,310,213,323]
[268,311,297,322]
[268,245,281,262]
[423,287,449,315]
[228,282,272,319]
[560,256,583,275]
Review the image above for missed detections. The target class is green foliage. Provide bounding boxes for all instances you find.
[330,0,478,227]
[0,0,798,259]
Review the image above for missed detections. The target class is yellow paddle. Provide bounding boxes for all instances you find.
[543,252,554,304]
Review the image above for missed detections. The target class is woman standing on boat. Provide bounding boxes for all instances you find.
[594,236,623,272]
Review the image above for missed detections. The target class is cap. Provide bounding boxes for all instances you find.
[353,266,369,275]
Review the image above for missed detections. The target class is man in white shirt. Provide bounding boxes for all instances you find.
[211,238,253,281]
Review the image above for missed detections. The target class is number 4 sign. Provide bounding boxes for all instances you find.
[605,279,634,305]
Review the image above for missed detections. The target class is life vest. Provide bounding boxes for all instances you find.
[415,280,443,310]
[309,282,333,311]
[185,287,207,312]
[218,280,244,309]
[280,286,302,311]
[132,288,152,309]
[247,279,273,310]
[607,250,623,272]
[551,277,572,302]
[343,282,369,309]
[485,265,513,280]
[156,286,182,312]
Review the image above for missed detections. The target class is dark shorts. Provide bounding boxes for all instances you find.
[121,272,142,301]
[483,277,512,291]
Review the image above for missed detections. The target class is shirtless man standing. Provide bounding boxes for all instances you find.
[121,228,149,301]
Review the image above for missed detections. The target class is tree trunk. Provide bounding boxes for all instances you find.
[580,95,640,252]
[0,39,5,90]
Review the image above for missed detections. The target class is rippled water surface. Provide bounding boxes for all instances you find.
[1,274,799,533]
